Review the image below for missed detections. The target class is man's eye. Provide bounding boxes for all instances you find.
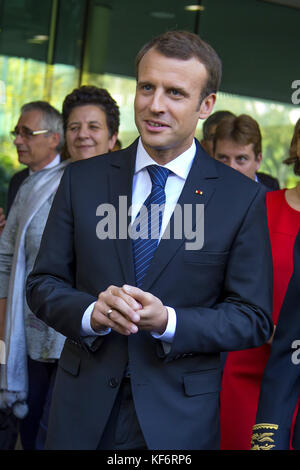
[142,84,152,91]
[170,89,181,96]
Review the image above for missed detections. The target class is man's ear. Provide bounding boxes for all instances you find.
[256,152,263,171]
[49,132,61,151]
[198,93,216,120]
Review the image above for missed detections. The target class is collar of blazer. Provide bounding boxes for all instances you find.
[108,138,220,291]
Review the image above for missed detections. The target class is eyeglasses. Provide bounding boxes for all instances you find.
[10,126,49,139]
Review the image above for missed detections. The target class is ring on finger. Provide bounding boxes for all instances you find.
[105,308,113,319]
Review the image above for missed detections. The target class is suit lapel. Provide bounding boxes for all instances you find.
[141,142,219,292]
[108,141,137,286]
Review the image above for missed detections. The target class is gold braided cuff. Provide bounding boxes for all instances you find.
[251,423,279,450]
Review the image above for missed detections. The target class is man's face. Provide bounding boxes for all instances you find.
[134,48,215,163]
[201,123,217,156]
[66,104,117,161]
[214,139,262,180]
[13,110,59,171]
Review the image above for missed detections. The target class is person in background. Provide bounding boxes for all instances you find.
[213,113,279,189]
[220,118,300,449]
[203,112,279,190]
[26,30,272,450]
[62,85,119,161]
[251,228,300,450]
[0,101,65,234]
[0,101,66,450]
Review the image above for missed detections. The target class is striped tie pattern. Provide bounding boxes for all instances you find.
[132,165,171,287]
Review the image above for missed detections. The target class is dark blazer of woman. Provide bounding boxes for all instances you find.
[252,228,300,450]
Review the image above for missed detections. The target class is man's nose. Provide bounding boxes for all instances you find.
[14,133,24,145]
[149,91,165,113]
[229,160,239,171]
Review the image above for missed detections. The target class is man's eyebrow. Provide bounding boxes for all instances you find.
[137,80,153,87]
[215,153,228,158]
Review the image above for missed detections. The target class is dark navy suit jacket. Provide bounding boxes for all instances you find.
[252,229,300,450]
[26,139,273,450]
[257,172,280,191]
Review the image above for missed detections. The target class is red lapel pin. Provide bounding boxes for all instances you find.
[195,190,203,195]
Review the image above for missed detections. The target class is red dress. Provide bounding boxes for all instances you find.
[220,189,300,450]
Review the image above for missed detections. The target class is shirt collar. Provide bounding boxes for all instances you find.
[29,154,61,175]
[135,138,196,181]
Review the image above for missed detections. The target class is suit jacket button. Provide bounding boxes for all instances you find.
[109,377,119,388]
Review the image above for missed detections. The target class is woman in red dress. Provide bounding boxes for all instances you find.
[220,118,300,450]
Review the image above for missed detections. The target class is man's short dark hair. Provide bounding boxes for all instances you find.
[62,86,120,137]
[213,114,262,159]
[202,110,235,140]
[135,30,222,103]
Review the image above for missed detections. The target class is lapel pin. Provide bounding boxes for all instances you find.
[195,190,203,195]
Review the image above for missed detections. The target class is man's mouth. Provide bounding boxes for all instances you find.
[146,120,169,128]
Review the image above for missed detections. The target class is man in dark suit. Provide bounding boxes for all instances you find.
[203,112,280,191]
[251,229,300,450]
[26,30,273,450]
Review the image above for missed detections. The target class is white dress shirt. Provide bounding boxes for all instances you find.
[29,154,61,175]
[81,138,197,342]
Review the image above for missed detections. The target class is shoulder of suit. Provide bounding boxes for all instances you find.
[10,167,29,181]
[69,141,137,172]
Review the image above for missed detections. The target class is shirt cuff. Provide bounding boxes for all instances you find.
[151,306,176,343]
[81,301,111,337]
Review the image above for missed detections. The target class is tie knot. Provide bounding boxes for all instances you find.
[147,165,170,188]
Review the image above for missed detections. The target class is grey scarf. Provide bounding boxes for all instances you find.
[0,160,68,418]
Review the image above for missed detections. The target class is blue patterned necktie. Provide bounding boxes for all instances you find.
[132,165,171,287]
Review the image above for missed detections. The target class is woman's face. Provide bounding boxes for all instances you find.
[66,104,117,161]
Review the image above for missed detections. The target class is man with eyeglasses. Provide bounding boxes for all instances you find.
[8,102,64,211]
[0,101,64,235]
[0,101,66,450]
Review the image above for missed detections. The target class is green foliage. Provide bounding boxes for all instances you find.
[261,124,298,189]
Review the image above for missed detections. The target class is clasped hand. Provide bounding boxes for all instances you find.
[91,285,168,336]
